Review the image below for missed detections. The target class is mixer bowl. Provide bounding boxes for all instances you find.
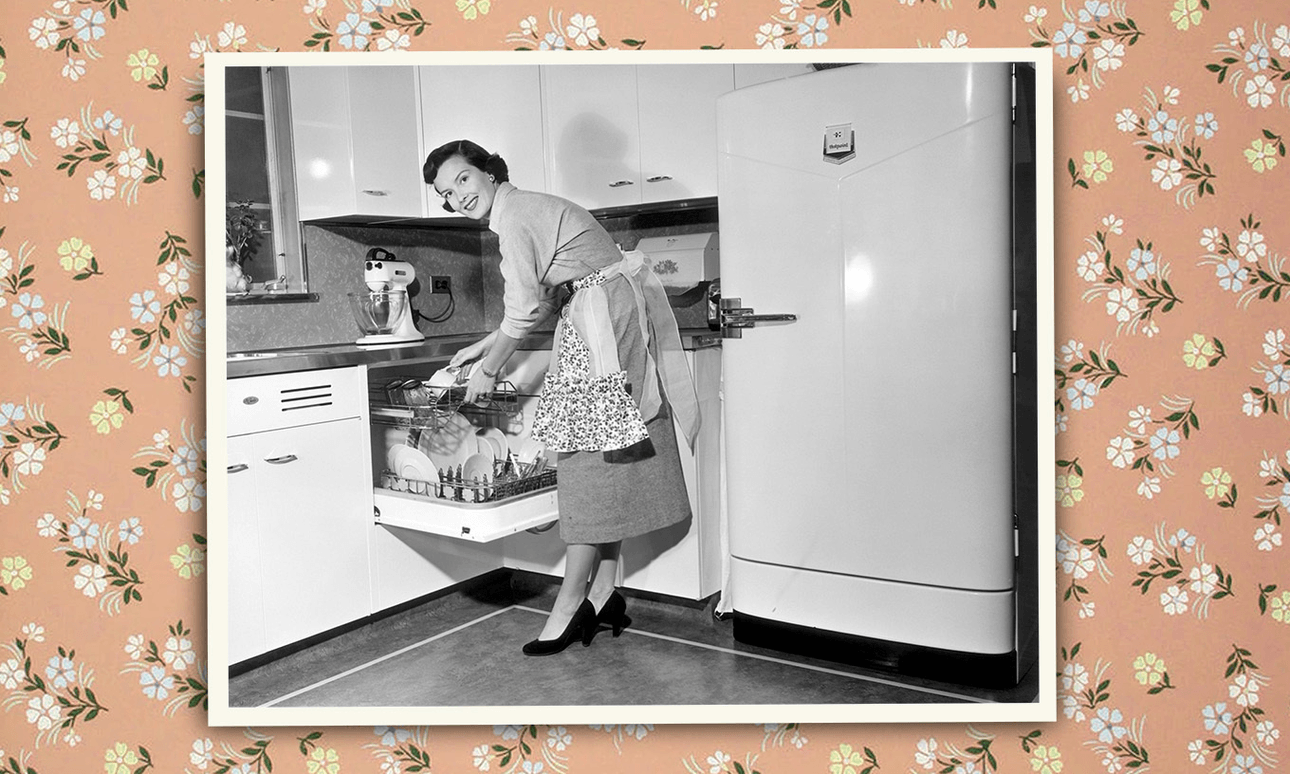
[347,289,409,336]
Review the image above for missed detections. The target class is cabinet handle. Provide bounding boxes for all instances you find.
[227,463,249,474]
[645,175,673,183]
[264,454,299,465]
[361,189,390,196]
[607,180,635,188]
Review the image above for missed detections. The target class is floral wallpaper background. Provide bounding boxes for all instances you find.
[2,0,1289,772]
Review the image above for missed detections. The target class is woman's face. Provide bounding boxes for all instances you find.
[431,155,496,220]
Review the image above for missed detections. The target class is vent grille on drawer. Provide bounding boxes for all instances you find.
[279,383,335,412]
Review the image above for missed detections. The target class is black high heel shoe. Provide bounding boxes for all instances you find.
[588,590,632,643]
[522,599,596,656]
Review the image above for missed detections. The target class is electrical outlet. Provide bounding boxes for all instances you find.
[430,276,451,294]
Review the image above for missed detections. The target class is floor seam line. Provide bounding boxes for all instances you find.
[510,604,990,704]
[256,605,520,708]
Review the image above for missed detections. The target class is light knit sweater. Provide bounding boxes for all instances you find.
[486,182,621,339]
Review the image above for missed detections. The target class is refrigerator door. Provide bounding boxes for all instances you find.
[718,62,1016,654]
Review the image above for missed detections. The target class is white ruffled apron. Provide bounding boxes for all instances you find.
[530,250,700,454]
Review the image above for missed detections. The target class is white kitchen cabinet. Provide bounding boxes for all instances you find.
[225,366,374,662]
[417,64,547,210]
[289,66,426,220]
[541,64,733,210]
[225,437,267,665]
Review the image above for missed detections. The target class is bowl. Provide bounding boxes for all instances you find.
[347,289,408,336]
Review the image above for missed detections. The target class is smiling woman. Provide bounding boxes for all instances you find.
[423,137,701,657]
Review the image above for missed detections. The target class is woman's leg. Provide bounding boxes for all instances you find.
[586,541,622,612]
[535,543,597,641]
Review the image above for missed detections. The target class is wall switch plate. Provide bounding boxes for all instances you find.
[430,276,451,294]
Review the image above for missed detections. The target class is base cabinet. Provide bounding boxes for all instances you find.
[226,367,374,664]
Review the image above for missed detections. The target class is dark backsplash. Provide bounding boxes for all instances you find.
[225,209,718,352]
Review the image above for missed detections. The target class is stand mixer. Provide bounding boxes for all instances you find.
[348,247,425,346]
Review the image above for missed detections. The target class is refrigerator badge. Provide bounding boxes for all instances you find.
[823,123,855,164]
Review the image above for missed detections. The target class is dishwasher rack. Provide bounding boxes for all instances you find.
[370,374,555,508]
[379,458,556,506]
[370,376,523,431]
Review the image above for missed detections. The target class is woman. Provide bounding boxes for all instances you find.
[424,140,700,656]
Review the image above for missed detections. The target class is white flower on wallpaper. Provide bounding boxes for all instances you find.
[1241,328,1290,419]
[1129,523,1233,619]
[1057,644,1151,771]
[1207,21,1290,109]
[110,233,202,392]
[1115,85,1219,208]
[1105,395,1200,497]
[1198,214,1290,309]
[1026,0,1143,101]
[37,490,144,615]
[1056,340,1126,434]
[131,423,207,515]
[1079,215,1181,337]
[1059,530,1111,619]
[53,104,165,206]
[1189,647,1277,771]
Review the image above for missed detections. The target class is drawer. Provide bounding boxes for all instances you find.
[227,366,365,436]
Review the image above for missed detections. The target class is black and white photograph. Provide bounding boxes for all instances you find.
[205,49,1055,726]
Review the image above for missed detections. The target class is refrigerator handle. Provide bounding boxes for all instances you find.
[707,280,798,339]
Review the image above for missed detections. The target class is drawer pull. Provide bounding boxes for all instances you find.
[608,179,635,188]
[645,175,673,183]
[228,463,250,474]
[361,189,390,196]
[264,454,299,465]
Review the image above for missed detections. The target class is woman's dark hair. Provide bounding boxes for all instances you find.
[423,140,509,213]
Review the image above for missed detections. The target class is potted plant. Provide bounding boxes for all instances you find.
[225,201,262,293]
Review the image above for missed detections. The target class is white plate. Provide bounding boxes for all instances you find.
[462,452,494,500]
[420,414,474,473]
[476,427,508,461]
[393,446,436,482]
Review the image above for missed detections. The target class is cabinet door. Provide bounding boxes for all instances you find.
[251,417,374,652]
[347,66,427,218]
[226,436,268,665]
[620,349,722,600]
[418,64,547,214]
[636,65,732,203]
[289,67,356,220]
[541,65,642,209]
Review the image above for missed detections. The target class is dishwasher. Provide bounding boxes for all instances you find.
[366,350,559,543]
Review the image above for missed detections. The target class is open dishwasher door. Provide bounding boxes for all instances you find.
[717,61,1024,686]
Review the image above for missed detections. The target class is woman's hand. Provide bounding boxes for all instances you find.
[463,365,497,405]
[449,331,496,369]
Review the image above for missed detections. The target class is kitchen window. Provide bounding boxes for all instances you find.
[224,66,309,300]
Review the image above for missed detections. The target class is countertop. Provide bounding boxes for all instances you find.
[226,329,723,378]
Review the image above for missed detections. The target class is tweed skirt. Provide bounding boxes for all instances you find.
[551,275,692,544]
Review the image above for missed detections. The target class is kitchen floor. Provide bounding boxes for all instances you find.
[230,571,1039,709]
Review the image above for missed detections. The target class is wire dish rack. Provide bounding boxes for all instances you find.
[371,374,554,506]
[380,456,556,506]
[370,375,525,431]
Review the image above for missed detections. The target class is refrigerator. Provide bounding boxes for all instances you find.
[715,62,1026,685]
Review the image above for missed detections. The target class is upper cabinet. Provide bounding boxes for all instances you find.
[289,66,426,221]
[417,64,547,217]
[541,64,733,210]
